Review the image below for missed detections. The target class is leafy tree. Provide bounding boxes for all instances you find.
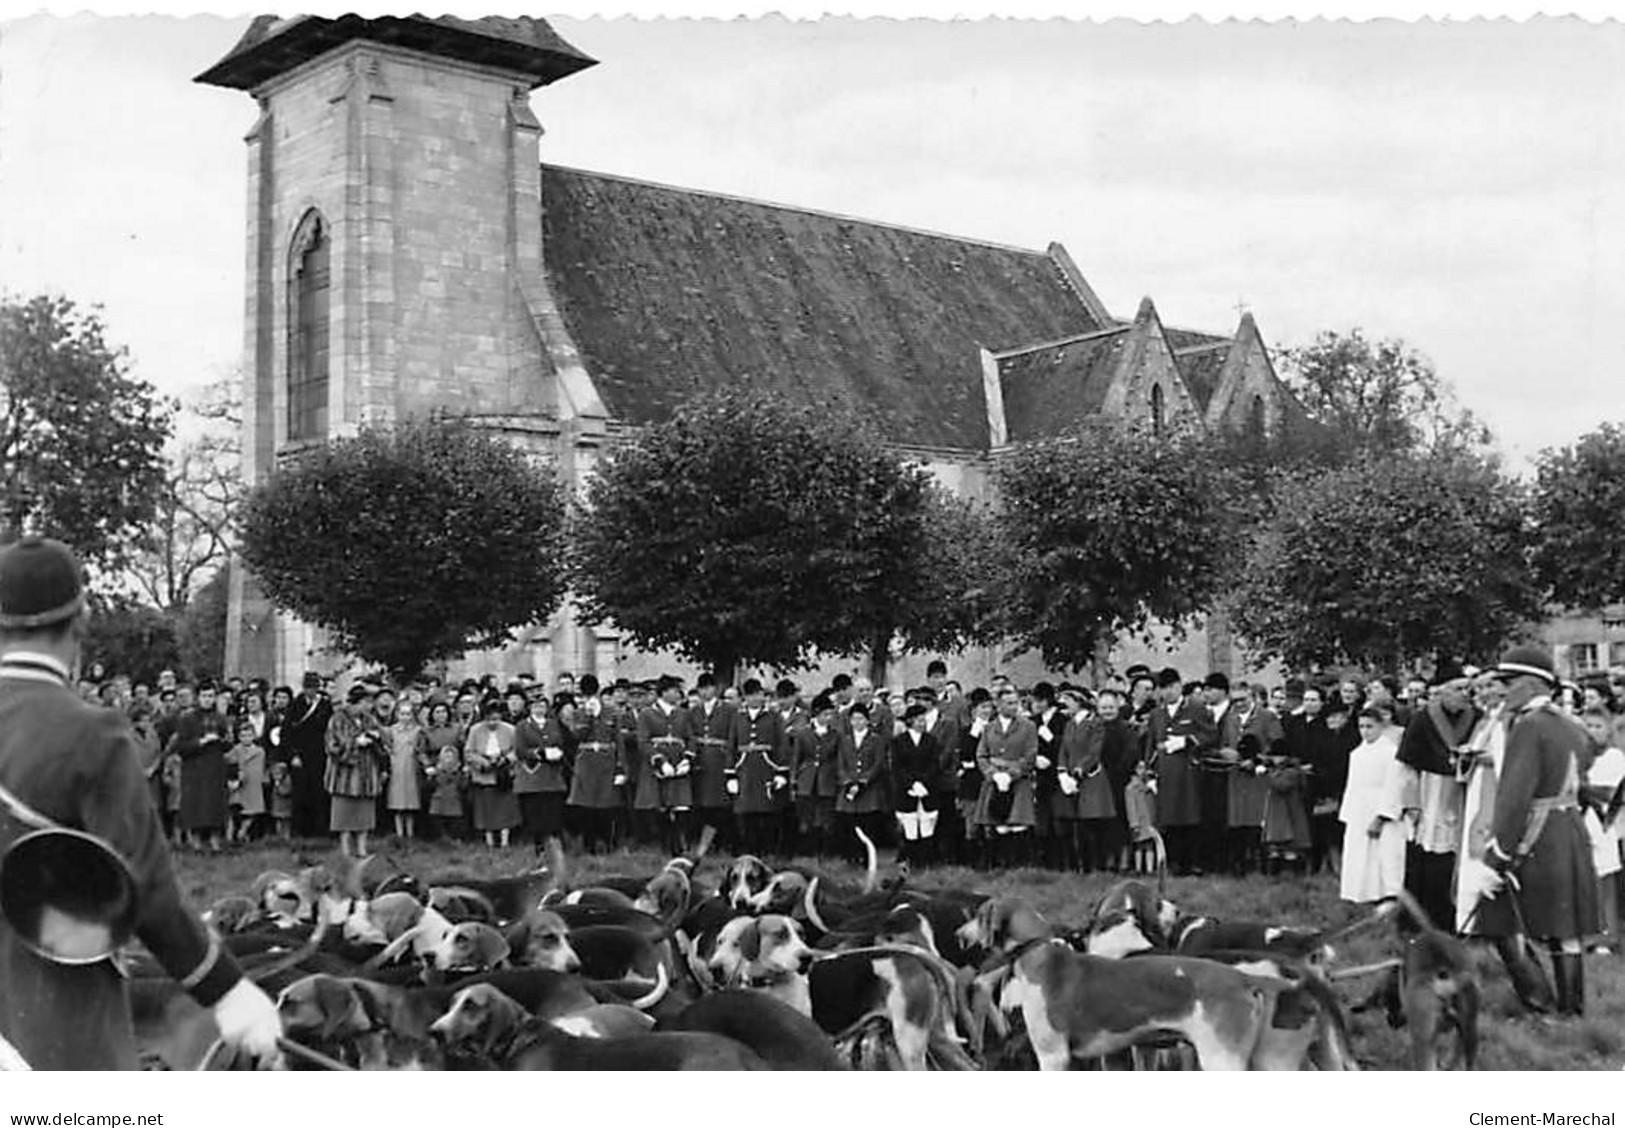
[1279,329,1491,460]
[1230,452,1539,670]
[573,390,947,684]
[83,597,184,685]
[239,416,568,681]
[0,294,173,568]
[177,566,230,681]
[1530,422,1625,610]
[127,377,243,610]
[992,427,1245,672]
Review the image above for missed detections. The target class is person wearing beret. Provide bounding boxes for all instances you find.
[0,535,281,1068]
[567,676,627,855]
[1470,645,1601,1017]
[790,694,845,859]
[836,700,891,865]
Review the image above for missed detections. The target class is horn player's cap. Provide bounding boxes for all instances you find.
[0,536,86,630]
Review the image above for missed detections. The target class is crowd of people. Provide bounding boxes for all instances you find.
[84,649,1623,981]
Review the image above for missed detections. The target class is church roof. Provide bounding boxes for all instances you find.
[1172,340,1232,412]
[195,15,596,91]
[995,327,1132,442]
[538,165,1104,451]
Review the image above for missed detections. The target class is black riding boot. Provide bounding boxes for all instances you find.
[1495,936,1554,1013]
[1552,952,1585,1017]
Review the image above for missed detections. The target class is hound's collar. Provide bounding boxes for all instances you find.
[743,969,802,989]
[976,935,1057,976]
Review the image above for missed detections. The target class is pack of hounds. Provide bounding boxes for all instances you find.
[130,828,1481,1071]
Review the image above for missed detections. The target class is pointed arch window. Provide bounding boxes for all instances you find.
[1248,394,1267,443]
[287,211,330,442]
[1150,383,1165,437]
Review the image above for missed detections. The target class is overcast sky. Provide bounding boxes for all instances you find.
[3,8,1622,467]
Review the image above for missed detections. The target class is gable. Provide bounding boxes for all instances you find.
[538,165,1104,451]
[996,328,1131,443]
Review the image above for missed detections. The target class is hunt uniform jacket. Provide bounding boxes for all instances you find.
[636,703,695,811]
[973,714,1039,828]
[513,717,569,795]
[1144,700,1216,828]
[889,730,942,814]
[837,727,891,814]
[730,707,789,815]
[688,698,738,808]
[568,707,624,810]
[1486,700,1600,941]
[0,659,244,1069]
[791,722,844,802]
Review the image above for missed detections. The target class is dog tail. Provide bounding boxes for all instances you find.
[628,962,670,1011]
[855,826,878,894]
[1147,826,1169,897]
[802,875,832,936]
[690,823,717,865]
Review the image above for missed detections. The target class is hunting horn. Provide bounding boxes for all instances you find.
[0,781,140,965]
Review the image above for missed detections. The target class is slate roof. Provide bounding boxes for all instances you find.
[538,164,1104,451]
[1173,341,1232,412]
[996,328,1132,442]
[195,14,596,90]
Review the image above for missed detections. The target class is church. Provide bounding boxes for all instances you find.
[198,15,1312,688]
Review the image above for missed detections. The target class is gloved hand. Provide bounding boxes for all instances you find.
[993,771,1012,792]
[1058,774,1078,796]
[613,773,628,787]
[726,778,740,796]
[543,746,564,763]
[1034,754,1052,770]
[675,760,691,777]
[909,781,928,799]
[212,979,282,1068]
[659,761,676,778]
[771,774,788,791]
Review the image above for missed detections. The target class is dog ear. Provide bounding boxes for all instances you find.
[739,919,762,962]
[478,992,521,1060]
[482,927,512,968]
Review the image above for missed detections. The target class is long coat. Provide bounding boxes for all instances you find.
[175,707,232,832]
[836,727,890,815]
[1032,706,1066,829]
[1223,703,1281,829]
[568,710,623,810]
[1486,702,1600,942]
[688,699,738,809]
[1055,715,1116,821]
[282,691,333,832]
[0,668,243,1069]
[973,715,1039,828]
[730,707,790,815]
[890,731,942,814]
[1145,700,1216,828]
[636,704,695,811]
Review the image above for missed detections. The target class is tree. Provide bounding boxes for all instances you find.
[127,377,243,610]
[239,416,568,681]
[0,294,173,569]
[83,597,184,685]
[1279,329,1491,460]
[1530,422,1625,610]
[1230,452,1539,670]
[177,565,230,681]
[572,390,944,683]
[991,427,1245,672]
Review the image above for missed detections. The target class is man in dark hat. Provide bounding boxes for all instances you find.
[1029,681,1066,868]
[689,672,738,851]
[1395,659,1480,933]
[635,674,696,855]
[1143,667,1215,875]
[0,536,281,1068]
[730,678,791,856]
[789,693,845,858]
[282,668,334,838]
[1475,645,1600,1016]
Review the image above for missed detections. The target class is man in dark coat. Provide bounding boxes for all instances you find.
[0,536,280,1069]
[790,694,844,859]
[636,675,696,855]
[281,670,333,838]
[1482,645,1600,1017]
[688,672,738,852]
[1144,667,1217,875]
[730,679,790,857]
[1029,682,1066,868]
[890,702,942,867]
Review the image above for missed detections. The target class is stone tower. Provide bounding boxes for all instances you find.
[197,16,600,684]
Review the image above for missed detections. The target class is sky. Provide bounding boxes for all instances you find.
[3,6,1623,467]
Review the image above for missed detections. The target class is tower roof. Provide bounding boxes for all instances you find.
[195,14,596,91]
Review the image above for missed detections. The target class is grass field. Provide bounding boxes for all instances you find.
[171,837,1625,1071]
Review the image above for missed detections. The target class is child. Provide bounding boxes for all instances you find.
[1581,709,1624,954]
[224,722,267,843]
[161,745,184,848]
[269,759,294,841]
[427,744,466,841]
